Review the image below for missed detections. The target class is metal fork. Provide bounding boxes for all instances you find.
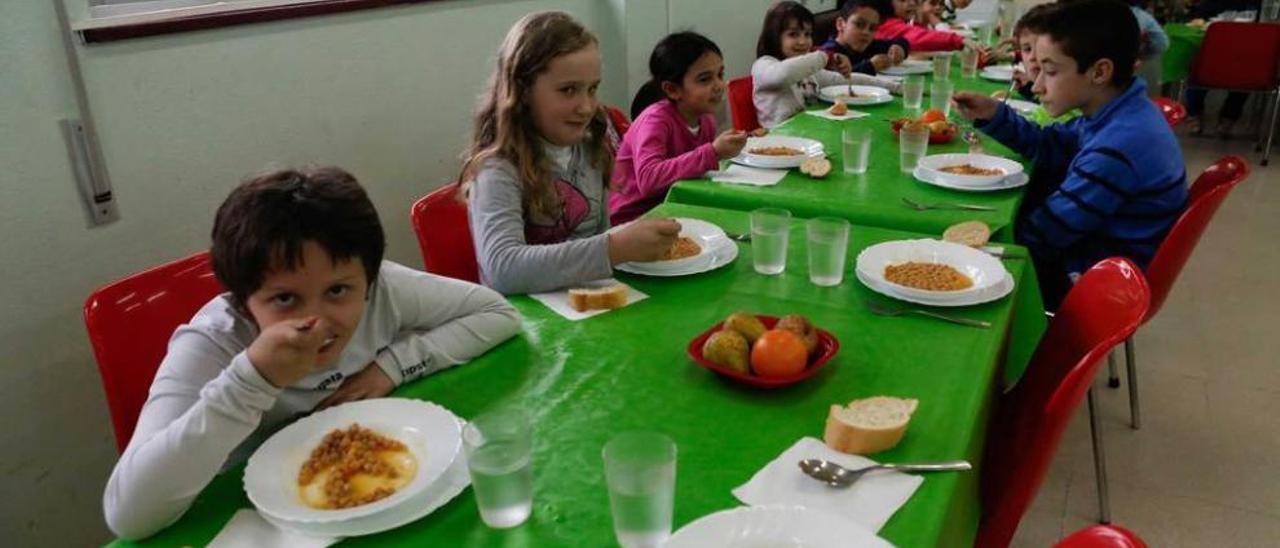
[725,232,752,242]
[865,301,992,328]
[901,197,997,212]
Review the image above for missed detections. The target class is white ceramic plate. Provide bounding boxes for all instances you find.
[615,218,739,277]
[914,166,1029,192]
[734,136,824,169]
[666,505,893,548]
[880,59,933,76]
[980,65,1015,81]
[855,239,1011,303]
[818,85,894,106]
[244,399,461,524]
[917,153,1025,188]
[857,268,1016,307]
[261,417,472,538]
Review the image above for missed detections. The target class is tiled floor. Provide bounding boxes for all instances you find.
[1010,130,1280,546]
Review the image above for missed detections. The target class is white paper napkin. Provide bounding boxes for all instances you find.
[529,278,647,321]
[805,109,870,121]
[732,437,924,533]
[208,509,338,548]
[710,165,787,186]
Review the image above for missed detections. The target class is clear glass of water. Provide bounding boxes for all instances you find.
[842,126,872,175]
[806,217,850,287]
[930,79,955,118]
[899,125,930,175]
[932,52,953,80]
[603,431,677,548]
[902,75,925,111]
[977,23,996,45]
[463,409,533,529]
[750,208,791,275]
[960,46,980,79]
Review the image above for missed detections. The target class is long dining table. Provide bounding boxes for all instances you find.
[110,201,1047,548]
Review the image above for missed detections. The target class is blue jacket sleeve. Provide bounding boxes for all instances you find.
[1021,150,1136,258]
[978,104,1080,175]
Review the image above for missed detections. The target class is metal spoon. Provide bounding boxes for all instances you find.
[799,458,972,488]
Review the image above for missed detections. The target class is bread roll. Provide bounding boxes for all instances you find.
[823,396,918,455]
[568,284,628,312]
[943,220,992,248]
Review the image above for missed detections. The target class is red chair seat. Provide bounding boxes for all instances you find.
[1055,525,1148,548]
[1151,97,1186,128]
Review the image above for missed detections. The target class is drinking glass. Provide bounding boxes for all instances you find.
[750,208,791,275]
[930,79,955,118]
[604,432,677,548]
[960,46,980,79]
[932,52,953,80]
[902,75,925,111]
[977,23,996,45]
[842,126,872,175]
[806,217,850,287]
[463,409,534,528]
[899,124,930,175]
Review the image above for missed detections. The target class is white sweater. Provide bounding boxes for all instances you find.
[751,52,901,128]
[102,261,521,540]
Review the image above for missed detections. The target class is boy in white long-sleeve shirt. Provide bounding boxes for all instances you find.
[103,167,522,540]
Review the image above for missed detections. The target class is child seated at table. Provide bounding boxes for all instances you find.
[867,0,982,53]
[819,0,911,77]
[753,1,899,129]
[464,11,680,294]
[609,32,748,225]
[951,0,1187,309]
[1010,4,1054,103]
[103,167,522,539]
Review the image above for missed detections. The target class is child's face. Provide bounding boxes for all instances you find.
[836,8,880,52]
[529,44,602,147]
[1032,36,1097,117]
[666,51,726,117]
[779,20,814,58]
[892,0,919,20]
[1018,30,1040,77]
[245,240,369,367]
[920,0,942,18]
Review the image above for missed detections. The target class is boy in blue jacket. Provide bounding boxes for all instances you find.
[952,0,1187,309]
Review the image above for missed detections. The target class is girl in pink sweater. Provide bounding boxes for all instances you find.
[609,32,748,225]
[869,0,981,52]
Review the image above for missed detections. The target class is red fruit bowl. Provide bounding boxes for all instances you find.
[891,120,958,144]
[687,315,840,388]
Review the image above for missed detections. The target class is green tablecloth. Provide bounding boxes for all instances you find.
[667,74,1031,241]
[108,202,1046,548]
[1163,23,1206,83]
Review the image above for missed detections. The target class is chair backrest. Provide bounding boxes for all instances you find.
[410,182,480,283]
[1144,155,1250,320]
[84,252,225,452]
[727,76,761,132]
[605,105,631,138]
[1054,525,1148,548]
[978,258,1150,548]
[1151,97,1186,128]
[1189,22,1280,90]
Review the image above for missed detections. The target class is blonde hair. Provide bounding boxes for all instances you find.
[460,11,613,220]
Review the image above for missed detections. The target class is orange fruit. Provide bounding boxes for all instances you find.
[750,329,809,378]
[920,109,947,123]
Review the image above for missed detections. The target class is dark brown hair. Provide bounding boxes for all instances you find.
[1040,0,1138,86]
[211,166,385,308]
[757,1,815,59]
[1013,3,1056,37]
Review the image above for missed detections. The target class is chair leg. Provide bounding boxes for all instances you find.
[1263,88,1280,166]
[1088,386,1112,524]
[1124,337,1140,430]
[1107,351,1120,388]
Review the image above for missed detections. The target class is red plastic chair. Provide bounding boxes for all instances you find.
[978,258,1150,548]
[605,105,631,138]
[410,182,480,283]
[84,252,225,452]
[728,76,761,132]
[1188,22,1280,165]
[1055,525,1148,548]
[1106,156,1250,429]
[1152,97,1186,128]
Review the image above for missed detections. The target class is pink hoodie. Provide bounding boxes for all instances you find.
[874,17,964,52]
[608,100,719,225]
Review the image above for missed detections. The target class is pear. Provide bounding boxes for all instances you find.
[723,312,767,343]
[702,330,751,374]
[776,314,819,356]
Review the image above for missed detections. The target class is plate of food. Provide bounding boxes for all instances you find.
[916,153,1025,188]
[855,239,1012,305]
[614,217,738,277]
[666,505,891,548]
[880,59,933,76]
[818,85,894,106]
[688,312,839,388]
[243,398,462,524]
[980,64,1016,81]
[913,166,1029,192]
[732,135,825,169]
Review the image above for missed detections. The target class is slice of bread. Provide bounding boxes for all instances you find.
[943,220,992,248]
[568,284,628,312]
[823,396,918,455]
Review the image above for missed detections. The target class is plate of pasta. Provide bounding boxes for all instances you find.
[732,136,825,169]
[855,239,1013,306]
[614,217,739,277]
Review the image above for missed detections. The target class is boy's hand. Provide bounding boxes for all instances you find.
[1012,67,1033,87]
[952,91,1000,122]
[888,45,906,64]
[870,54,892,72]
[247,317,331,388]
[826,53,853,77]
[609,219,681,264]
[712,129,749,160]
[316,362,395,410]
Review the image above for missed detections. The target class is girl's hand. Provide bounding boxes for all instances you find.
[827,53,853,77]
[713,130,749,160]
[247,317,331,388]
[608,219,681,265]
[316,362,395,410]
[888,45,906,64]
[952,91,1000,122]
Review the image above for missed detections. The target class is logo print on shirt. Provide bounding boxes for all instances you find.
[525,179,590,245]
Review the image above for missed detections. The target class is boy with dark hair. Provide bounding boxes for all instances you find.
[819,0,910,76]
[104,167,522,539]
[953,0,1187,309]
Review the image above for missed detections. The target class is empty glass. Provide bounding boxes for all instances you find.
[750,208,791,275]
[899,124,930,175]
[806,217,851,287]
[960,47,980,79]
[902,75,925,111]
[977,23,996,45]
[842,126,872,175]
[463,409,534,528]
[604,432,677,548]
[930,79,955,118]
[932,52,953,80]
